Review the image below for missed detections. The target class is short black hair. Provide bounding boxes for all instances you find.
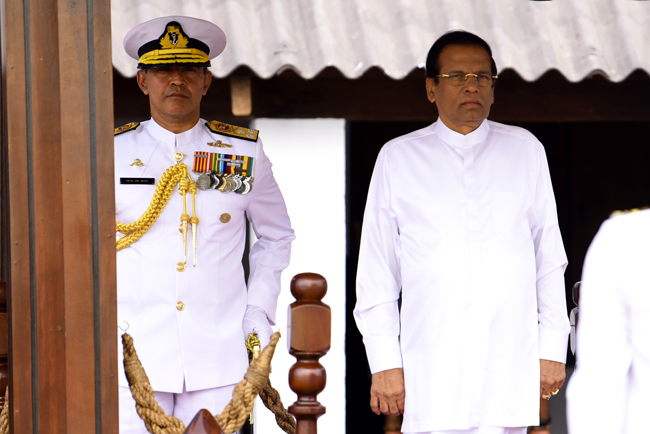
[425,30,497,84]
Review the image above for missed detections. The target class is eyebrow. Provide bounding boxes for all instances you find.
[445,70,491,74]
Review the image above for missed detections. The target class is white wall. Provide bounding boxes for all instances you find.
[250,118,346,434]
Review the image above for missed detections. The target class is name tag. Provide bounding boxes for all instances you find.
[120,177,155,185]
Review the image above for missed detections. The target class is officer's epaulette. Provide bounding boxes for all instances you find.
[114,122,140,136]
[205,120,259,142]
[610,206,649,218]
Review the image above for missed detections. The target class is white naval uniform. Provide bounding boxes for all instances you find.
[354,119,570,433]
[115,118,294,395]
[566,210,650,434]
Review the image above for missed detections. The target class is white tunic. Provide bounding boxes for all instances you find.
[115,119,294,392]
[567,210,650,434]
[354,119,569,432]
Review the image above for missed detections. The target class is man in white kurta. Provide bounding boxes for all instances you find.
[566,209,650,434]
[116,17,294,432]
[354,31,569,434]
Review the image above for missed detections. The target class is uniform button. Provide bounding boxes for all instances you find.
[219,213,231,223]
[176,301,185,311]
[174,152,184,162]
[176,262,186,272]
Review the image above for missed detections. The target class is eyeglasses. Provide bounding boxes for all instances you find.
[435,72,498,87]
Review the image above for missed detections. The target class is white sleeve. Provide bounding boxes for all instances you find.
[354,148,403,373]
[246,137,295,324]
[567,219,631,433]
[531,145,570,362]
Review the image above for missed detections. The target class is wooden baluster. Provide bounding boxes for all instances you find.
[287,273,331,434]
[0,282,7,412]
[183,409,225,434]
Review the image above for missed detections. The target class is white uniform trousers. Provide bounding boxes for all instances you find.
[406,427,526,434]
[119,384,236,433]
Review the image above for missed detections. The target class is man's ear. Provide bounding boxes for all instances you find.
[136,70,149,95]
[202,71,212,96]
[425,77,436,103]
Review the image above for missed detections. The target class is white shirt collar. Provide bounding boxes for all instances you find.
[434,117,490,148]
[144,118,205,147]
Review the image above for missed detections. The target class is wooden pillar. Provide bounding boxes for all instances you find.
[287,273,331,434]
[184,409,225,434]
[0,282,7,411]
[0,0,117,432]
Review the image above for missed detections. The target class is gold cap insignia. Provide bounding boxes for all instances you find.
[137,21,210,68]
[160,25,189,49]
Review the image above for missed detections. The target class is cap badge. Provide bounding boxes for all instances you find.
[160,24,189,49]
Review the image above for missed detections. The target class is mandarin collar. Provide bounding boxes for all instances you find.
[434,118,490,149]
[144,118,206,147]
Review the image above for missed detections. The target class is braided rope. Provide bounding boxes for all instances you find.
[245,333,295,434]
[116,163,192,251]
[123,332,282,434]
[122,333,187,433]
[0,386,8,434]
[215,333,280,433]
[259,380,295,434]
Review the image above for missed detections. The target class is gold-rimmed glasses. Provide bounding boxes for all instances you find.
[434,72,498,87]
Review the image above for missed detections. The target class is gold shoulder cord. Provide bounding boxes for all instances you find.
[116,162,199,267]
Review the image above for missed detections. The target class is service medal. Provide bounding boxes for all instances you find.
[209,172,223,190]
[231,175,243,191]
[218,176,233,193]
[196,173,212,190]
[235,178,251,195]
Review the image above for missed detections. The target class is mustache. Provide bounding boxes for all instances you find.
[165,87,190,97]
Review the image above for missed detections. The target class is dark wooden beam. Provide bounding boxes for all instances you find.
[114,67,650,124]
[1,0,117,432]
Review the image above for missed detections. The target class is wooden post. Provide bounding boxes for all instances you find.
[1,0,117,432]
[0,282,7,411]
[183,409,225,434]
[287,273,331,434]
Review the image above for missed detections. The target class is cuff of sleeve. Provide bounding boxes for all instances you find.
[363,337,403,374]
[539,327,569,362]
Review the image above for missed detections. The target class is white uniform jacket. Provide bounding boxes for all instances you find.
[115,118,294,392]
[354,119,569,432]
[567,210,650,434]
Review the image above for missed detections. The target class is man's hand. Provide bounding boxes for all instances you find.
[370,368,405,416]
[242,305,273,350]
[540,359,565,399]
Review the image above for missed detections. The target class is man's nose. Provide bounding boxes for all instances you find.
[169,70,186,85]
[463,76,480,91]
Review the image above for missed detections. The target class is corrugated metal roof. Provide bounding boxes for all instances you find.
[111,0,650,82]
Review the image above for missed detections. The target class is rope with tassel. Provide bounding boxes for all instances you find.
[123,331,294,434]
[246,334,295,434]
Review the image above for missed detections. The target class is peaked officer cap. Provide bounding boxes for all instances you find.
[124,16,226,69]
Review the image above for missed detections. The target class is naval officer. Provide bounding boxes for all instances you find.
[354,30,570,434]
[115,16,294,432]
[566,209,650,434]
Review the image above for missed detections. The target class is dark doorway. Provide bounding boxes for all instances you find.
[345,120,650,432]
